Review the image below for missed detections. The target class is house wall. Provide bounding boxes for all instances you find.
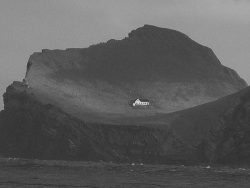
[133,100,149,106]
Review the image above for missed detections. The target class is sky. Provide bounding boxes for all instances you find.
[0,0,250,110]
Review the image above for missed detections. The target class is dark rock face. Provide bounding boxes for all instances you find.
[0,25,250,165]
[0,82,194,164]
[213,93,250,164]
[1,81,250,165]
[24,25,247,123]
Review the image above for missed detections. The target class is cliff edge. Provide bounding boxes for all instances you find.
[0,25,249,165]
[24,24,246,123]
[1,81,250,165]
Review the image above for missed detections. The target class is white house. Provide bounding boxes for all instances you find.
[132,98,149,106]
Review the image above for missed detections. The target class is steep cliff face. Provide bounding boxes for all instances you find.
[0,25,249,165]
[24,25,247,123]
[0,82,194,164]
[1,81,250,165]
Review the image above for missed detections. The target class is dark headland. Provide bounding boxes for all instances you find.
[0,24,250,165]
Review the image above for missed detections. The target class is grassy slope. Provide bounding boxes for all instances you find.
[24,25,247,124]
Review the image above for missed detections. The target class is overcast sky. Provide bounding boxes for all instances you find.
[0,0,250,110]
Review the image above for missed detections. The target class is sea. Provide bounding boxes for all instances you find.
[0,158,250,187]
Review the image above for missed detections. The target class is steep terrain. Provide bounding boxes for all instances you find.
[1,80,250,165]
[24,25,246,123]
[0,25,249,165]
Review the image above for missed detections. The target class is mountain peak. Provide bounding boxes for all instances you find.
[128,24,189,41]
[23,25,247,122]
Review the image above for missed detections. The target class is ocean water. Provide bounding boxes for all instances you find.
[0,158,250,188]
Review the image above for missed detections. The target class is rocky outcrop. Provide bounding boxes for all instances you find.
[24,25,247,123]
[0,82,194,164]
[1,81,250,165]
[0,25,249,165]
[213,92,250,164]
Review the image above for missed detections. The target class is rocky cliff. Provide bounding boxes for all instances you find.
[24,24,246,123]
[1,81,250,165]
[0,25,249,165]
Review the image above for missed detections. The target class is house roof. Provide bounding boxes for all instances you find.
[133,98,149,102]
